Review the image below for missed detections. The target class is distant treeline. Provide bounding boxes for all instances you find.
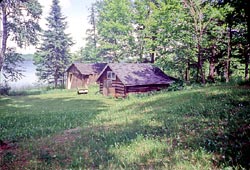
[22,54,34,61]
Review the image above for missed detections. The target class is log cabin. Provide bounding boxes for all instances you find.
[66,63,107,89]
[96,63,176,97]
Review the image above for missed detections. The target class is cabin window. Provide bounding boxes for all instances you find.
[107,71,116,80]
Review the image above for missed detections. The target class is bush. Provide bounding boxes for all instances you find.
[168,80,185,91]
[238,79,250,86]
[0,82,11,95]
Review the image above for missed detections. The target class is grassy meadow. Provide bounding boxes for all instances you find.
[0,85,249,169]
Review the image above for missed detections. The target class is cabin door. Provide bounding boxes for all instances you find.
[103,80,115,96]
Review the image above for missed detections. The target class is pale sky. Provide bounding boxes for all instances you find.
[16,0,97,54]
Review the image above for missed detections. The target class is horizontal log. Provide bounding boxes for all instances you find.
[112,84,124,88]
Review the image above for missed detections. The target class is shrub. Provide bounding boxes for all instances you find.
[0,82,11,95]
[238,79,250,86]
[168,80,185,91]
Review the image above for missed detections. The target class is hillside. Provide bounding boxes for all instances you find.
[0,85,249,169]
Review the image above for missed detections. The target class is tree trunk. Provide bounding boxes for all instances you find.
[0,6,8,78]
[245,47,249,80]
[197,40,205,84]
[208,46,216,83]
[150,51,155,63]
[150,35,157,63]
[245,5,250,81]
[54,67,58,88]
[225,25,232,83]
[185,60,190,83]
[54,76,58,88]
[139,43,143,62]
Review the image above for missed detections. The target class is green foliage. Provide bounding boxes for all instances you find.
[79,4,101,63]
[97,0,134,62]
[80,0,249,83]
[238,79,250,86]
[167,80,185,91]
[0,85,249,169]
[0,81,11,95]
[2,50,24,81]
[34,0,73,88]
[0,0,42,84]
[1,0,42,48]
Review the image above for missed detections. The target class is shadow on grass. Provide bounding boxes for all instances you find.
[198,93,250,169]
[71,120,169,169]
[8,90,43,96]
[1,86,249,169]
[30,87,249,169]
[0,95,111,169]
[114,87,250,169]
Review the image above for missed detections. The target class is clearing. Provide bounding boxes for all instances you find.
[0,85,249,169]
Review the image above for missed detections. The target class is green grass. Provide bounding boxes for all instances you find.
[0,85,249,169]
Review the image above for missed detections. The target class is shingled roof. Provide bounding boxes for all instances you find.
[67,63,107,75]
[97,63,175,86]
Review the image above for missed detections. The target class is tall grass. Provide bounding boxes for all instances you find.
[0,84,249,169]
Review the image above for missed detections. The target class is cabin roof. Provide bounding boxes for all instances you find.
[67,63,107,75]
[97,63,176,86]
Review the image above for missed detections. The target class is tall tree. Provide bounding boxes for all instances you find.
[182,0,223,84]
[97,0,134,62]
[0,0,42,81]
[34,0,73,88]
[133,0,156,63]
[227,0,250,80]
[152,0,197,81]
[87,4,98,51]
[81,3,101,63]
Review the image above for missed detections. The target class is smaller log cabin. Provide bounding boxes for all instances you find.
[96,63,176,97]
[66,63,107,89]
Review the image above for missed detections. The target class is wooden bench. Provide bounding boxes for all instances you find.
[77,88,88,94]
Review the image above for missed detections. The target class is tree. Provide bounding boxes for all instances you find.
[152,0,195,81]
[133,0,158,63]
[224,0,250,81]
[182,0,223,84]
[0,0,42,81]
[81,3,101,63]
[97,0,134,62]
[79,0,247,83]
[2,48,24,81]
[87,4,98,51]
[34,0,73,88]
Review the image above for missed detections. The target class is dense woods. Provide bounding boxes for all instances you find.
[81,0,250,84]
[0,0,249,86]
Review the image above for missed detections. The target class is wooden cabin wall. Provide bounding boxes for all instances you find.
[68,73,86,89]
[67,66,101,89]
[98,67,111,94]
[67,66,86,89]
[126,84,169,94]
[98,67,125,96]
[112,78,125,96]
[99,82,104,94]
[97,66,170,97]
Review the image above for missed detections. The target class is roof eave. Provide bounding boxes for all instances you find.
[124,81,175,87]
[66,63,82,75]
[96,64,109,82]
